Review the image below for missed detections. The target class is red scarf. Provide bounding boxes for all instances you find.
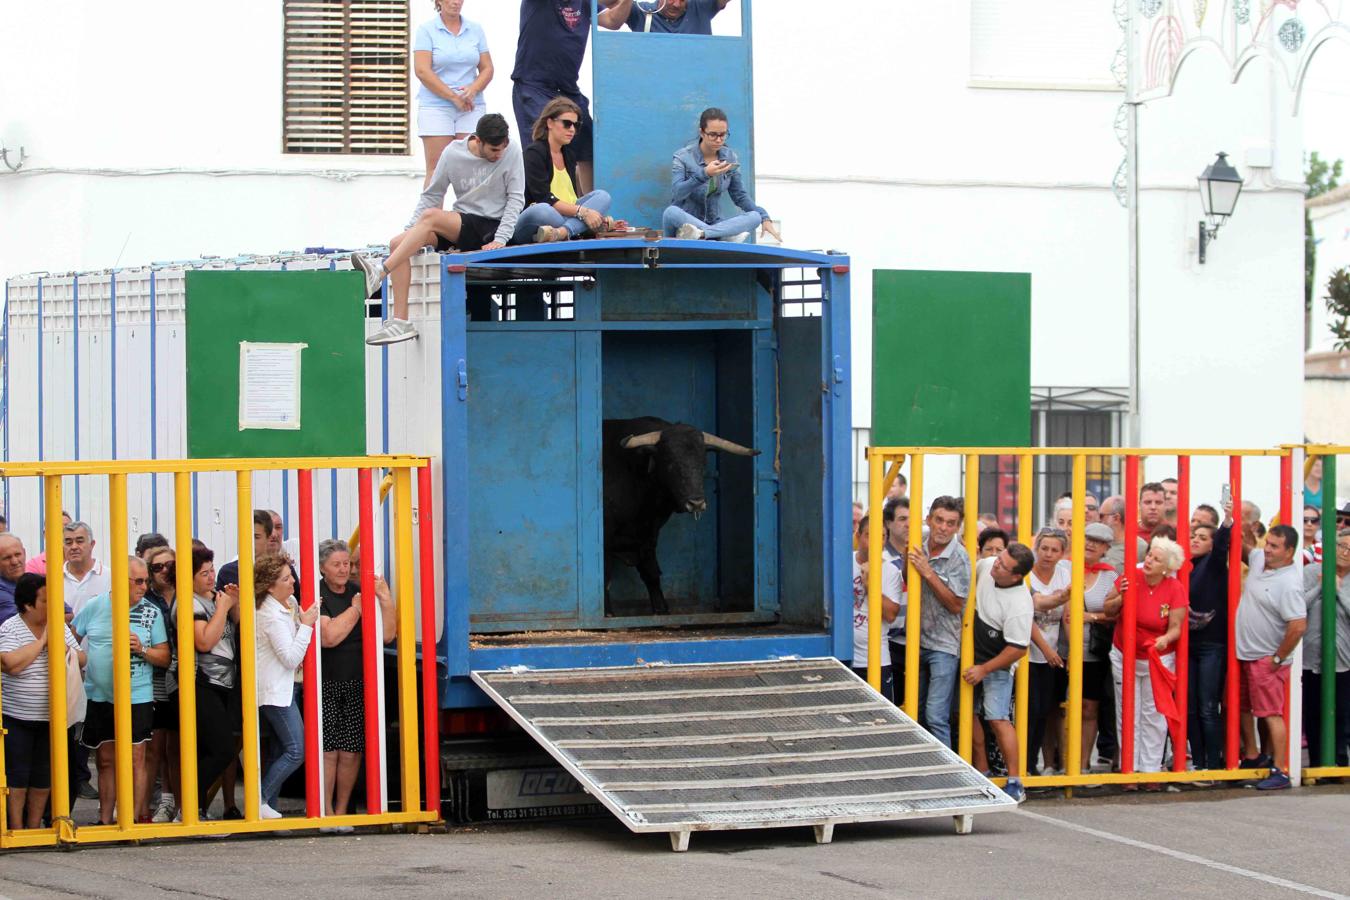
[1146,645,1184,746]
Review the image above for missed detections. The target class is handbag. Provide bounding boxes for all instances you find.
[1088,622,1114,659]
[65,645,87,726]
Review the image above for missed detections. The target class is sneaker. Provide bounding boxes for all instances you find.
[1240,754,1273,769]
[223,806,243,821]
[723,231,750,243]
[152,793,176,823]
[259,803,283,820]
[77,781,99,800]
[319,824,356,835]
[351,253,386,300]
[1003,780,1026,804]
[676,223,705,241]
[1256,770,1291,791]
[534,225,567,244]
[366,318,418,346]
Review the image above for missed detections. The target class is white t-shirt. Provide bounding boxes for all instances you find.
[1235,550,1306,662]
[0,615,80,721]
[853,554,901,668]
[972,557,1033,664]
[881,545,907,641]
[1028,564,1070,663]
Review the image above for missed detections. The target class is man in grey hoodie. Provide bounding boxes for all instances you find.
[355,113,525,346]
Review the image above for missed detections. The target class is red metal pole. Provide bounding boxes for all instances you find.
[1279,454,1293,528]
[417,464,440,817]
[298,470,321,818]
[1122,456,1139,774]
[1174,456,1190,772]
[357,469,381,814]
[1225,456,1243,768]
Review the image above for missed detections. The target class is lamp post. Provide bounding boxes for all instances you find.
[1197,152,1244,264]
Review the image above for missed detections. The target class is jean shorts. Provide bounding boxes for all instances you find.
[417,102,485,137]
[980,667,1014,722]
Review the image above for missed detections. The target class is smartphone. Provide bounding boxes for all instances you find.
[722,162,739,173]
[1221,483,1232,507]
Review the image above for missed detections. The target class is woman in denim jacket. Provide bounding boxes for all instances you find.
[663,107,779,242]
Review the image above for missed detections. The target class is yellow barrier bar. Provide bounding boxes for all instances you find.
[348,470,397,556]
[110,474,135,830]
[0,809,438,847]
[394,468,421,813]
[235,470,261,823]
[866,450,885,691]
[957,455,980,763]
[1015,453,1032,779]
[880,457,905,499]
[862,447,1289,458]
[174,471,199,826]
[1066,455,1086,781]
[903,455,924,719]
[44,476,72,839]
[0,455,430,478]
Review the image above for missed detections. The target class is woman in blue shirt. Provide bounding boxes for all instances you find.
[414,0,494,185]
[663,107,779,242]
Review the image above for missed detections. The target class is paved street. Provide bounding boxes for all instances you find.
[2,785,1348,899]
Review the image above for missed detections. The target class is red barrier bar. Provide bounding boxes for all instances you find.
[357,469,381,814]
[1174,456,1191,772]
[1225,456,1243,768]
[1122,456,1139,774]
[1279,455,1293,527]
[417,465,440,817]
[298,470,321,818]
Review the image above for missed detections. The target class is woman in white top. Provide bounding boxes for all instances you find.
[0,574,84,828]
[254,554,318,819]
[1027,528,1070,774]
[413,0,494,185]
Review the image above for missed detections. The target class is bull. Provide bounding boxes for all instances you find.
[603,416,760,616]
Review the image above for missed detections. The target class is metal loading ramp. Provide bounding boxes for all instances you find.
[471,658,1015,851]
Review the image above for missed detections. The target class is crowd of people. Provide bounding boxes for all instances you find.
[0,512,398,830]
[851,472,1349,801]
[351,0,776,346]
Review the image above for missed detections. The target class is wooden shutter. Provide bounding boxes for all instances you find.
[283,0,410,155]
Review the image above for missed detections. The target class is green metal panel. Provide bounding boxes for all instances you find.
[871,270,1030,447]
[185,270,366,458]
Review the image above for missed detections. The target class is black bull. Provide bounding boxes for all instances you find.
[603,417,760,616]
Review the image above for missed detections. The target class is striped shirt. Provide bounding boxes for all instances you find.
[0,615,80,721]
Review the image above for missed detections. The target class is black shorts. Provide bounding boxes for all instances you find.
[3,715,53,789]
[153,692,179,731]
[1053,660,1107,704]
[81,700,154,749]
[435,213,501,253]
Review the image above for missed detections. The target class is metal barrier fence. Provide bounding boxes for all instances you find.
[0,456,440,848]
[862,445,1349,790]
[1304,445,1350,784]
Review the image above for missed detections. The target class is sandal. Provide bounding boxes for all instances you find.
[534,225,566,244]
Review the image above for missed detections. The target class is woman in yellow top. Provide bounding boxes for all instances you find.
[510,97,615,244]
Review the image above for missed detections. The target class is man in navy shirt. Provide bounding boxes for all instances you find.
[511,1,626,196]
[615,0,731,34]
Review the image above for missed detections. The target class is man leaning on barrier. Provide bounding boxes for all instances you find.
[911,496,970,750]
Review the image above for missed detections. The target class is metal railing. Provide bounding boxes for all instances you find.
[862,444,1339,790]
[0,456,441,848]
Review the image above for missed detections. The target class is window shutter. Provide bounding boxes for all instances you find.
[284,0,410,155]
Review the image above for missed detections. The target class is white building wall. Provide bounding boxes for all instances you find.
[0,1,1310,517]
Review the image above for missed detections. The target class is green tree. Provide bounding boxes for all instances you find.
[1326,267,1350,352]
[1307,151,1343,345]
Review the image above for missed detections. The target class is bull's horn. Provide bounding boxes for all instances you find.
[620,430,663,449]
[703,433,760,456]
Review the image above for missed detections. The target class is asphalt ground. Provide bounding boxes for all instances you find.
[2,784,1348,899]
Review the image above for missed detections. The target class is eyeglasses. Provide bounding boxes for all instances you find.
[130,577,149,586]
[702,130,728,140]
[557,118,579,130]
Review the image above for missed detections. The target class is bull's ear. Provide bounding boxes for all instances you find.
[620,430,662,450]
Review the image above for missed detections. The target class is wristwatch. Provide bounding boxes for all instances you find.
[1272,654,1284,666]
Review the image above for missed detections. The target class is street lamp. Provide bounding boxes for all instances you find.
[1197,151,1243,264]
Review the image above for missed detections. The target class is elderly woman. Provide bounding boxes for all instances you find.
[1027,528,1070,774]
[511,96,614,244]
[413,0,493,185]
[662,107,779,242]
[318,539,397,826]
[254,554,318,819]
[1053,522,1120,772]
[1103,536,1188,777]
[0,574,83,828]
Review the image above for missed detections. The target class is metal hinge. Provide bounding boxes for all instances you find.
[832,356,845,397]
[456,360,468,401]
[644,246,661,268]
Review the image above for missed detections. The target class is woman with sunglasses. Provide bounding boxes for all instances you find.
[511,97,614,244]
[662,107,779,242]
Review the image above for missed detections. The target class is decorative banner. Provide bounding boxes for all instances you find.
[1131,0,1350,107]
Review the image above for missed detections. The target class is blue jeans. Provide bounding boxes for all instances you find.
[662,205,763,240]
[851,666,895,704]
[1187,641,1227,771]
[511,191,612,244]
[259,698,305,808]
[918,649,959,748]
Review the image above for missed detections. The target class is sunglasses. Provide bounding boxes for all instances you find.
[1305,517,1321,524]
[150,562,172,573]
[130,577,149,586]
[557,118,579,130]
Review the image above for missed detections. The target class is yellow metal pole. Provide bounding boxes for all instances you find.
[109,474,134,830]
[44,476,72,837]
[1015,454,1033,778]
[1066,455,1086,780]
[174,471,199,826]
[348,471,397,556]
[394,467,421,813]
[903,455,924,718]
[235,471,261,823]
[958,455,979,763]
[880,457,905,500]
[866,450,885,691]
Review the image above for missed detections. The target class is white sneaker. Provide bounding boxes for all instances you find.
[366,318,418,346]
[152,793,176,823]
[724,231,750,244]
[319,824,355,834]
[351,253,386,300]
[259,803,283,820]
[676,223,705,240]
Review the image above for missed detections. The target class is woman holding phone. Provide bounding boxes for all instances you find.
[662,107,779,242]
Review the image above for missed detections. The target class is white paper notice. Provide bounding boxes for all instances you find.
[238,341,307,431]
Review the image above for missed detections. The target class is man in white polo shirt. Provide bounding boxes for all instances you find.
[63,521,110,618]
